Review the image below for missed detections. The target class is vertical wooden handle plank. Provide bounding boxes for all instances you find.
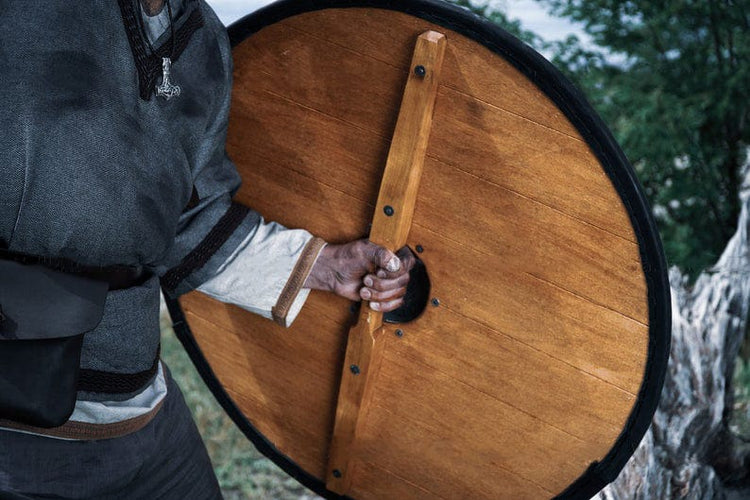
[369,30,447,250]
[326,30,447,495]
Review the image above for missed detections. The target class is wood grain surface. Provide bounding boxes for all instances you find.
[179,7,650,499]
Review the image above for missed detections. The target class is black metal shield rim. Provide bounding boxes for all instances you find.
[166,1,672,499]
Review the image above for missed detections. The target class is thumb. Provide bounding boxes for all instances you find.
[364,242,401,272]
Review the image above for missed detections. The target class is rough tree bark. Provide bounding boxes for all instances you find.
[596,164,750,500]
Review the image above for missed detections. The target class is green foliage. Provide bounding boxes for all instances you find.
[455,0,750,276]
[545,0,749,276]
[449,0,544,46]
[731,357,750,438]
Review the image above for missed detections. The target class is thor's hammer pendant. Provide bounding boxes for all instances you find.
[156,57,181,100]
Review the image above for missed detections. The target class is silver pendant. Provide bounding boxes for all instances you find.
[156,57,181,100]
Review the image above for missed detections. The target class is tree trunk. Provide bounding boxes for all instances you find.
[596,163,750,499]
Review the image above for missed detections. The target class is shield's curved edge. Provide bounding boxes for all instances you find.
[166,1,672,499]
[163,293,349,500]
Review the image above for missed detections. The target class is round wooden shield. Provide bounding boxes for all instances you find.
[166,1,671,499]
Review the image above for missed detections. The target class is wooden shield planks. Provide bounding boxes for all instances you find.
[167,2,670,499]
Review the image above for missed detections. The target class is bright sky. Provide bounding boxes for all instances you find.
[205,0,591,49]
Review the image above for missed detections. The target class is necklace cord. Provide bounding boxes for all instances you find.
[136,0,175,60]
[117,0,204,100]
[166,0,175,60]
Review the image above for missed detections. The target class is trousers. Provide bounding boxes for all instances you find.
[0,368,223,500]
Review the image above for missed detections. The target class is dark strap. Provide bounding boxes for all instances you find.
[77,346,161,394]
[0,248,147,290]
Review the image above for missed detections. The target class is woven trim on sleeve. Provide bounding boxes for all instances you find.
[271,237,327,326]
[161,202,251,292]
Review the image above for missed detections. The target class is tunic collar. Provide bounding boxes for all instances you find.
[117,0,204,100]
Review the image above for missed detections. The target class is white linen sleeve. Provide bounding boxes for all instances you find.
[196,217,327,327]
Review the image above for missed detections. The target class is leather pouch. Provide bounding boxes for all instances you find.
[0,259,108,428]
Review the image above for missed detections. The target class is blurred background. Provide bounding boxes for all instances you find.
[161,0,749,498]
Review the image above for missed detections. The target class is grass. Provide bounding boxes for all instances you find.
[159,302,321,500]
[731,356,750,439]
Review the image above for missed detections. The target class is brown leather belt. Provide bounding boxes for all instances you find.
[0,247,148,290]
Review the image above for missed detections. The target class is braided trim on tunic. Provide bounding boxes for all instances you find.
[77,346,161,394]
[161,202,251,292]
[117,0,205,100]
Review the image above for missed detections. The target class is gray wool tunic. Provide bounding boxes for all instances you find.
[0,0,317,428]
